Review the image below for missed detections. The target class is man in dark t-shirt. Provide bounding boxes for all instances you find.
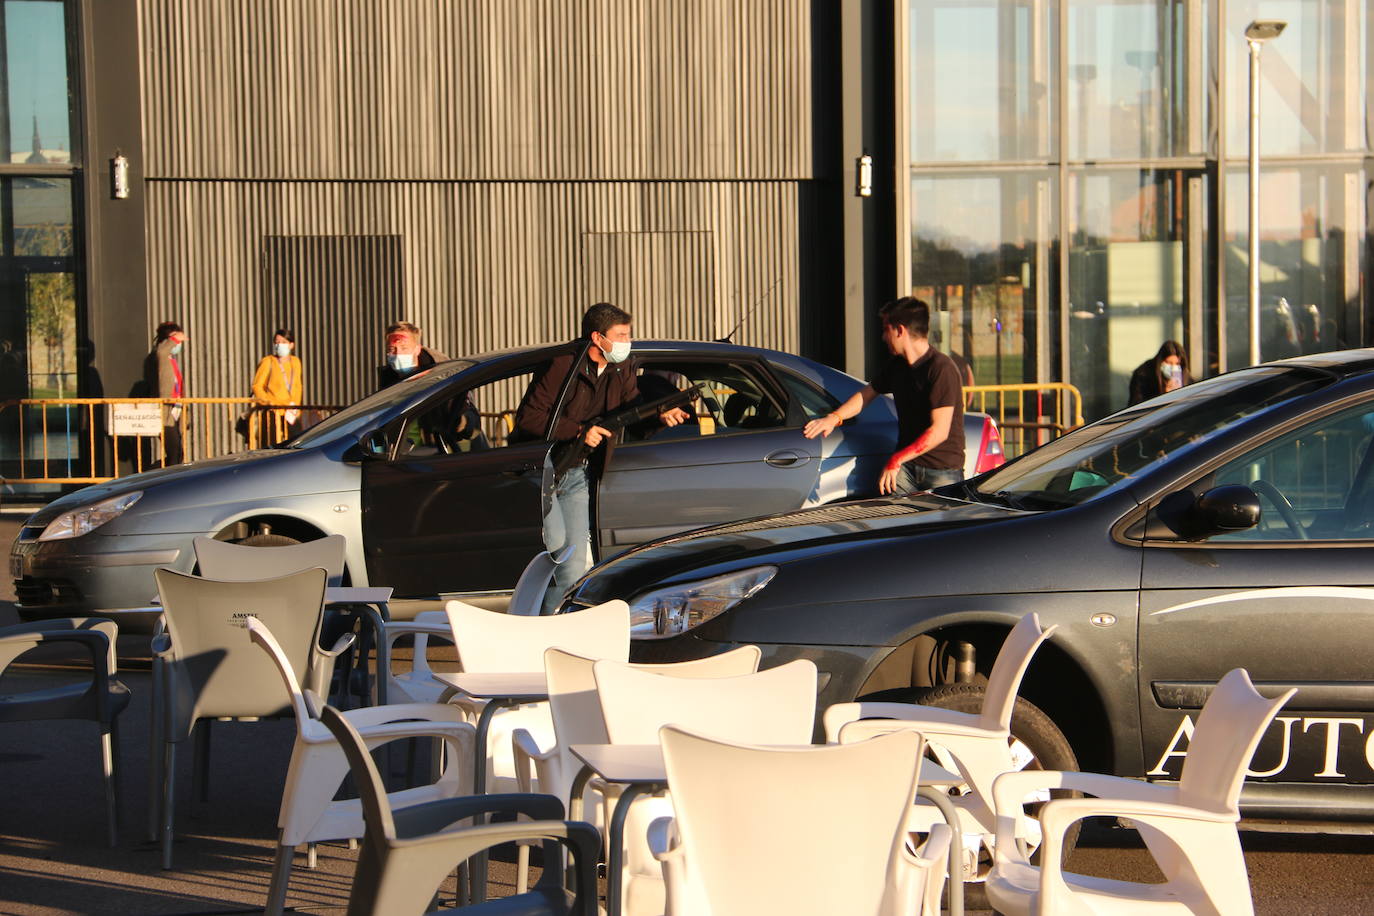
[803,297,965,495]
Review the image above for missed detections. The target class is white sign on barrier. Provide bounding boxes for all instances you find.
[108,403,164,437]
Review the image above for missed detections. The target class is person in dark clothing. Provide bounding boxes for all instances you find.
[377,320,481,446]
[143,321,187,466]
[804,297,965,495]
[515,302,689,612]
[1128,340,1192,406]
[376,320,448,390]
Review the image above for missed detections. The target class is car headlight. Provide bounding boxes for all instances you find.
[38,491,143,541]
[628,566,777,639]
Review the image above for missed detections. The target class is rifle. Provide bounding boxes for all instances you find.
[550,381,706,478]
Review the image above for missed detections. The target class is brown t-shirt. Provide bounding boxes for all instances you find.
[871,348,965,470]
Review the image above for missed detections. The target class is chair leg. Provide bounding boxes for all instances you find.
[161,741,176,870]
[193,721,211,804]
[264,833,293,916]
[101,723,119,847]
[148,664,162,843]
[516,844,530,894]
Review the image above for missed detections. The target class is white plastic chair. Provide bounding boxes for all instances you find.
[445,598,630,794]
[593,658,819,916]
[513,645,764,808]
[823,612,1060,876]
[245,617,476,916]
[984,668,1295,916]
[380,546,577,705]
[509,646,763,894]
[652,724,951,916]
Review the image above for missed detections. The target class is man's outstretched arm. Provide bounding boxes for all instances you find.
[803,385,878,438]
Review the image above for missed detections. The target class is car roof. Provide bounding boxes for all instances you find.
[454,339,809,364]
[1264,349,1374,377]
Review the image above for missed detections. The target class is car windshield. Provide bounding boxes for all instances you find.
[970,367,1331,510]
[285,360,476,448]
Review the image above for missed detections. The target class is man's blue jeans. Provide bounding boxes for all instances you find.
[894,463,964,495]
[541,464,592,613]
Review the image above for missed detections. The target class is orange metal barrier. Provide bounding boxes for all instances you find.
[0,397,342,485]
[964,383,1085,459]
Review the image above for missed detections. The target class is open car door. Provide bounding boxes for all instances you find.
[360,349,567,596]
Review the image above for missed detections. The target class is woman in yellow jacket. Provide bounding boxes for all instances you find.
[251,328,303,446]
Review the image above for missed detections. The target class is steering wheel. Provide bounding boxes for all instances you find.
[1249,479,1308,540]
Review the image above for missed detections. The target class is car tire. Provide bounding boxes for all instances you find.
[235,533,302,548]
[911,682,1080,901]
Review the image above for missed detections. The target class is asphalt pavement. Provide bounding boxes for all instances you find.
[1,512,1372,914]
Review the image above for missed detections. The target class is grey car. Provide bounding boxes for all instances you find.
[11,339,1002,624]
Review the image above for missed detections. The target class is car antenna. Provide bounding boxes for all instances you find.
[718,278,780,343]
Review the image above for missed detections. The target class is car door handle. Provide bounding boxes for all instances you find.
[502,464,540,477]
[765,450,809,468]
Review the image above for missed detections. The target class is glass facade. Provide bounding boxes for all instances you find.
[905,0,1372,421]
[0,0,79,485]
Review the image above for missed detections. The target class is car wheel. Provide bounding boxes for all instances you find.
[911,682,1080,898]
[235,533,302,548]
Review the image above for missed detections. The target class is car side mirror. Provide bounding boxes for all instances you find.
[1154,485,1261,541]
[357,429,390,460]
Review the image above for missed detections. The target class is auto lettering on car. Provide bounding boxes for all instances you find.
[565,350,1374,833]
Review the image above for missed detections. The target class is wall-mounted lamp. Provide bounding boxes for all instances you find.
[111,153,130,199]
[856,154,873,198]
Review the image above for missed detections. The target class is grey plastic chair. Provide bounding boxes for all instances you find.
[193,534,387,705]
[0,617,130,846]
[150,566,344,868]
[192,533,347,584]
[318,704,602,916]
[511,544,576,617]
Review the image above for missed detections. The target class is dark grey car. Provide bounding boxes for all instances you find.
[13,339,997,623]
[567,350,1374,828]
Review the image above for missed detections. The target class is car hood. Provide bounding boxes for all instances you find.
[574,493,1025,604]
[25,450,293,525]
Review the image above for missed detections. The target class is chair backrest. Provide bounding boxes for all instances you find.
[545,645,764,751]
[660,725,924,915]
[509,545,576,616]
[979,612,1057,732]
[154,567,327,730]
[1178,668,1296,812]
[445,598,630,672]
[193,534,346,586]
[594,658,817,746]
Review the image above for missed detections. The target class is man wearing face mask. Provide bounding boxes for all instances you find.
[515,302,689,612]
[143,320,188,466]
[376,321,448,390]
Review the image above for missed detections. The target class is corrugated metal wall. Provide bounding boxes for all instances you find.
[140,0,813,181]
[145,181,802,404]
[138,0,818,403]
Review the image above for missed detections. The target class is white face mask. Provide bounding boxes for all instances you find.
[388,352,417,373]
[601,339,632,364]
[1161,362,1180,381]
[273,342,291,358]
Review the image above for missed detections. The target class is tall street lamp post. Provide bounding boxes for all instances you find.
[1245,19,1286,366]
